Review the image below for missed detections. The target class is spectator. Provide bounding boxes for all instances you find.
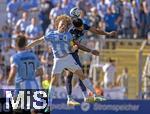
[76,0,87,11]
[84,2,93,12]
[142,0,150,38]
[104,6,119,33]
[30,0,39,8]
[102,58,116,89]
[45,22,55,35]
[139,2,146,38]
[117,67,129,99]
[88,7,101,28]
[62,0,75,15]
[88,0,98,7]
[0,66,3,83]
[110,0,123,38]
[98,20,106,32]
[20,0,32,12]
[38,0,53,33]
[25,17,43,43]
[131,0,140,39]
[79,10,90,25]
[50,0,61,7]
[0,51,3,91]
[15,11,29,35]
[49,0,64,24]
[0,50,4,82]
[2,46,16,82]
[6,0,21,26]
[0,25,12,50]
[25,17,43,60]
[48,0,64,33]
[121,0,132,38]
[97,0,108,19]
[41,46,53,80]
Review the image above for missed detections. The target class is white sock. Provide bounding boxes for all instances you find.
[82,78,96,96]
[67,95,72,101]
[82,91,88,99]
[48,85,55,106]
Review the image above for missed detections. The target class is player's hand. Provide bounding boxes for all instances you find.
[91,50,99,56]
[108,31,117,37]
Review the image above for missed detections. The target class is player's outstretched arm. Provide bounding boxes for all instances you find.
[74,41,99,56]
[89,27,117,37]
[26,36,44,49]
[7,57,17,85]
[7,66,17,85]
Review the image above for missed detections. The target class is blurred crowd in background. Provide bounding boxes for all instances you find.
[0,0,150,99]
[1,0,150,40]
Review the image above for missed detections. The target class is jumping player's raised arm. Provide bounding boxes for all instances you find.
[7,56,17,85]
[89,27,117,37]
[26,36,44,49]
[72,18,117,37]
[73,40,99,56]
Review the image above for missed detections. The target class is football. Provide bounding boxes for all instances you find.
[70,7,81,17]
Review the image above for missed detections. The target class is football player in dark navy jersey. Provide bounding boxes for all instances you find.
[66,17,117,105]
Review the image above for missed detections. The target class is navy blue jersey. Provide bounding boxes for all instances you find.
[69,24,90,42]
[69,24,90,53]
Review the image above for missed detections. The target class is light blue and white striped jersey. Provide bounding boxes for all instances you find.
[11,50,40,83]
[16,19,29,32]
[44,31,73,58]
[25,24,43,39]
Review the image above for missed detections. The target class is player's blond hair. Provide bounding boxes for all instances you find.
[55,15,71,29]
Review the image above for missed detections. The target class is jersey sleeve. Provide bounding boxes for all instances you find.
[44,31,53,44]
[10,55,18,68]
[84,24,91,30]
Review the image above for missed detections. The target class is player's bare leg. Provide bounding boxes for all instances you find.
[65,70,80,106]
[74,69,106,103]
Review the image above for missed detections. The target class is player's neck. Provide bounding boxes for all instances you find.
[18,48,26,51]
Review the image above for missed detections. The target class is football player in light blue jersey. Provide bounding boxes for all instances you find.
[7,35,43,113]
[7,35,43,89]
[27,15,102,113]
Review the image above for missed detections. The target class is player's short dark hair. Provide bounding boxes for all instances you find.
[72,18,83,27]
[15,35,27,48]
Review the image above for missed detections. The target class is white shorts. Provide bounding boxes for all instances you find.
[51,54,81,75]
